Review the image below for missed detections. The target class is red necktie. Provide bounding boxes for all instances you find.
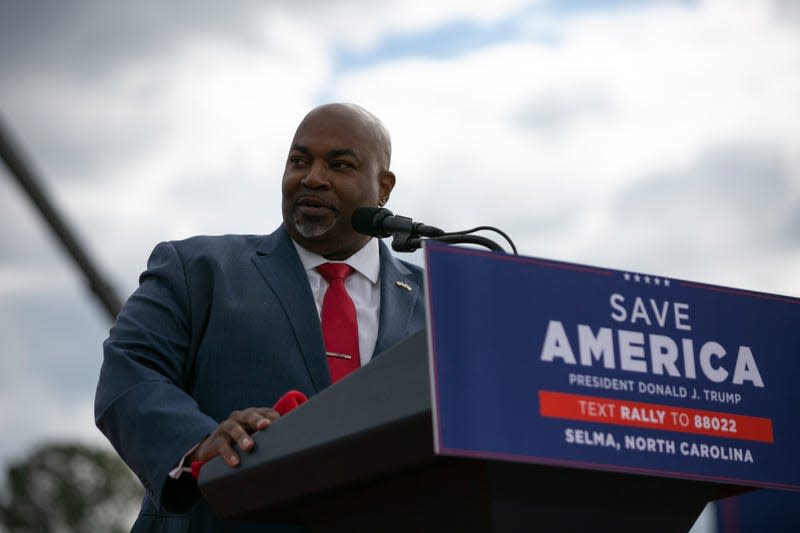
[317,263,360,383]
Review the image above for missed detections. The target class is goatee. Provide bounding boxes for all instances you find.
[293,212,338,239]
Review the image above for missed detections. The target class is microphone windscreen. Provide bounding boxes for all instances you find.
[351,206,390,236]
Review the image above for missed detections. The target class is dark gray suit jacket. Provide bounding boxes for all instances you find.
[95,226,426,532]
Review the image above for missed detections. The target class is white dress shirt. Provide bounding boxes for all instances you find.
[292,237,381,365]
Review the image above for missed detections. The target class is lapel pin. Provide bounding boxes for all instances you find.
[395,281,413,292]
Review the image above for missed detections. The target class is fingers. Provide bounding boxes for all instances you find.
[231,407,280,436]
[208,434,241,467]
[193,407,280,467]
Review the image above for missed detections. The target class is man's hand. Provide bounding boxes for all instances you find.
[191,407,280,468]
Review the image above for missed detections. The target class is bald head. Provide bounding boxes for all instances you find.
[302,103,392,171]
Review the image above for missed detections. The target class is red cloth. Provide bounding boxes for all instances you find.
[272,389,308,415]
[191,459,205,480]
[190,390,309,479]
[317,263,361,383]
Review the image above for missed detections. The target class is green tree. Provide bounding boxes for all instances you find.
[0,442,143,532]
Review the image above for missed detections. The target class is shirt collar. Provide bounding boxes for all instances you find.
[292,237,380,284]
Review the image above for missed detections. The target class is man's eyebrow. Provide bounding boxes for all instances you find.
[289,145,359,162]
[290,144,310,154]
[327,148,359,162]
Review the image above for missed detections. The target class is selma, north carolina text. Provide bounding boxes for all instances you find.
[539,294,764,388]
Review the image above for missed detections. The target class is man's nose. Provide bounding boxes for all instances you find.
[301,162,331,189]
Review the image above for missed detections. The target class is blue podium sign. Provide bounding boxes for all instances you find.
[424,241,800,491]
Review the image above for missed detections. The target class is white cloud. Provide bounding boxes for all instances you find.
[326,0,800,292]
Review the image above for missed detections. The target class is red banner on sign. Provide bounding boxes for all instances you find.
[539,390,774,443]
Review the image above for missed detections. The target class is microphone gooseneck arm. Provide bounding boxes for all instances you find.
[351,207,517,255]
[391,233,508,253]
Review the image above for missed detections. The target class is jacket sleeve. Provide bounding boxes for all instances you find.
[95,241,218,512]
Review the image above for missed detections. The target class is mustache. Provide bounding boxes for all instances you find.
[296,195,339,212]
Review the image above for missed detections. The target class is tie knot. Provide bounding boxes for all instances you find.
[317,262,354,282]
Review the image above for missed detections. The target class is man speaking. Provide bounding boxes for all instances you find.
[95,103,426,532]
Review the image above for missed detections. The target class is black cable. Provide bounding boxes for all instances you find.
[440,225,518,255]
[430,234,506,253]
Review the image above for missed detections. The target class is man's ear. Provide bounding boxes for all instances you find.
[378,171,396,206]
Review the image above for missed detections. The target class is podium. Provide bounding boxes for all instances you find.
[199,330,746,532]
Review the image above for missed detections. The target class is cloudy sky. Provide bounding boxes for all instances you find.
[1,0,798,522]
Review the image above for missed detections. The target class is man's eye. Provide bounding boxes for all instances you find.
[331,161,352,170]
[289,157,307,166]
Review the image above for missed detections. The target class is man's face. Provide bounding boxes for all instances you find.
[282,106,394,260]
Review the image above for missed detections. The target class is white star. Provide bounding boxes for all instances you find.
[624,272,631,281]
[664,279,671,287]
[644,276,651,284]
[634,274,641,282]
[654,277,661,286]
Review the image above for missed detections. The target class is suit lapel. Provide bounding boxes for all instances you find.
[251,227,329,392]
[375,242,422,355]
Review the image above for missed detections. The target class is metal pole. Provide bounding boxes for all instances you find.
[0,115,122,320]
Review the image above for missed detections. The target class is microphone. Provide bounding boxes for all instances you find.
[352,207,444,238]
